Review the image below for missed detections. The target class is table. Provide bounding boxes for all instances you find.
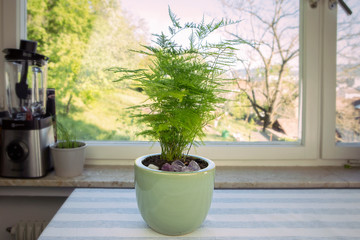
[39,188,360,239]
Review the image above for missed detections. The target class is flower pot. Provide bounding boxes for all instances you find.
[50,142,87,177]
[134,154,215,236]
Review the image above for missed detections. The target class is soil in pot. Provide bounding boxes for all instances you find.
[141,155,208,170]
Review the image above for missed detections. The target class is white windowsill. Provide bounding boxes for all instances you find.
[1,165,360,192]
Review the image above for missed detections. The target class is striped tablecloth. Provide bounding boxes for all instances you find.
[39,188,360,240]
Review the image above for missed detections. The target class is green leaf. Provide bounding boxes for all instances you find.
[108,8,238,161]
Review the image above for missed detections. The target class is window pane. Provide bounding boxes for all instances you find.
[336,0,360,143]
[27,0,300,143]
[220,0,300,142]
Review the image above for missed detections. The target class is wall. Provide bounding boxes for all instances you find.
[0,187,72,240]
[0,196,65,240]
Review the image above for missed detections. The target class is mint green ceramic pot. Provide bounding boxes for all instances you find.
[135,154,215,236]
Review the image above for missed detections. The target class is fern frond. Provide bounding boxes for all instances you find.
[168,6,181,29]
[108,8,240,161]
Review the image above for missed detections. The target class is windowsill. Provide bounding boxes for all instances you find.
[1,165,360,189]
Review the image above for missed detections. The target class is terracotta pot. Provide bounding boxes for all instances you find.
[134,153,215,236]
[50,142,87,177]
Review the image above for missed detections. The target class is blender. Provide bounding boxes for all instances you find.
[0,40,55,178]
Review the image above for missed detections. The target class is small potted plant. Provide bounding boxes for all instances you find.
[109,9,236,236]
[50,121,87,177]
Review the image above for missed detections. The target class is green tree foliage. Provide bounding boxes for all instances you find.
[27,0,146,116]
[109,9,237,161]
[28,0,99,114]
[77,1,146,89]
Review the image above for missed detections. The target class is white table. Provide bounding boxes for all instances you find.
[39,188,360,239]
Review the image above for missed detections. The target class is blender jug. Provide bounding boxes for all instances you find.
[4,40,48,120]
[0,40,54,178]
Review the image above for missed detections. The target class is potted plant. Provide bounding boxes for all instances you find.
[50,121,87,177]
[109,9,236,235]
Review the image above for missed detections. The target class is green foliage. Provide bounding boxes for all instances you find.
[76,0,146,88]
[55,121,82,148]
[27,0,146,117]
[27,0,149,142]
[109,8,237,161]
[27,0,99,114]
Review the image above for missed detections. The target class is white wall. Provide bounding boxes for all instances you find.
[0,196,66,240]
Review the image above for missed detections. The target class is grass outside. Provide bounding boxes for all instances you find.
[56,87,297,142]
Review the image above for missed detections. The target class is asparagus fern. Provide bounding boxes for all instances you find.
[109,8,237,162]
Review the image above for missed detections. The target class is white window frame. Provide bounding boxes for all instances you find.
[321,0,360,160]
[1,0,356,166]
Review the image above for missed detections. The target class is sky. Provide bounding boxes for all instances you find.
[119,0,302,71]
[121,0,228,37]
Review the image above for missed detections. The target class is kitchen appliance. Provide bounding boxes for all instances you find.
[0,40,55,178]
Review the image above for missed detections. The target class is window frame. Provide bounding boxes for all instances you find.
[1,0,356,166]
[321,0,360,160]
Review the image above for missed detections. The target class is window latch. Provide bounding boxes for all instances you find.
[309,0,320,9]
[329,0,353,16]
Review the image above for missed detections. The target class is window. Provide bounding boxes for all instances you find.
[322,0,360,160]
[1,0,359,165]
[25,0,301,143]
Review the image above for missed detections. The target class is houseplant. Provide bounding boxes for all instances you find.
[50,121,87,177]
[109,9,236,235]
